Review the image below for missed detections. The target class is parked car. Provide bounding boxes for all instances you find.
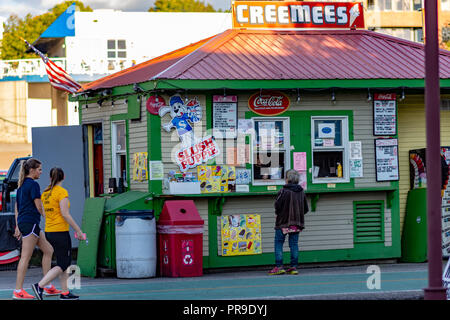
[0,170,7,181]
[0,157,30,213]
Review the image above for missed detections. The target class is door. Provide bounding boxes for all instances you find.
[32,125,87,247]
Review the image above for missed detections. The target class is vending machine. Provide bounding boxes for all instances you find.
[409,147,450,257]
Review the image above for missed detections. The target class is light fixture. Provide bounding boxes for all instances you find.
[367,89,372,102]
[331,89,336,102]
[101,89,112,96]
[97,98,104,107]
[296,88,301,102]
[111,99,115,107]
[223,88,227,97]
[399,88,405,101]
[133,83,144,93]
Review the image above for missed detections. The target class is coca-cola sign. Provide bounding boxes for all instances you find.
[248,90,290,116]
[146,95,166,115]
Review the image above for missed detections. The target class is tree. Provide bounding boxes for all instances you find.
[1,1,92,60]
[148,0,219,12]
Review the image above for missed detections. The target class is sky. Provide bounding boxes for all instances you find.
[0,0,232,21]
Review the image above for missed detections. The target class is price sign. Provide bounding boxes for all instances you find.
[373,93,397,136]
[213,95,238,139]
[375,138,399,181]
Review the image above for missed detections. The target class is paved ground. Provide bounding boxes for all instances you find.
[1,261,447,300]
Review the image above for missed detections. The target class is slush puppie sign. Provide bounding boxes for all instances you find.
[232,1,365,29]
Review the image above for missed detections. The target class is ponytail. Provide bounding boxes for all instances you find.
[18,158,42,187]
[43,167,65,198]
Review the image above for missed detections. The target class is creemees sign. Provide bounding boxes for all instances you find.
[232,1,364,29]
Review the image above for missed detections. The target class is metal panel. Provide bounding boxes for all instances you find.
[32,125,86,248]
[80,29,450,93]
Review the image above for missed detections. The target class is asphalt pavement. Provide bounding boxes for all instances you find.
[0,261,448,300]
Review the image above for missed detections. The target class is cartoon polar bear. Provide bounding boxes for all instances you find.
[158,95,202,148]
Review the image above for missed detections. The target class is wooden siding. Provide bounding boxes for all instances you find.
[216,192,391,256]
[80,99,148,194]
[397,96,450,234]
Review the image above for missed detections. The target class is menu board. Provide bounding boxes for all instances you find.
[221,214,262,256]
[373,93,397,136]
[213,95,237,139]
[375,138,399,181]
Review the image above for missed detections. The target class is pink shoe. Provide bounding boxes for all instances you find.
[268,266,286,275]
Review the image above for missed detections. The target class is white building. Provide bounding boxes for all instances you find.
[0,6,232,143]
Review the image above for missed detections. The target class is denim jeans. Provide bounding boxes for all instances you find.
[274,228,299,268]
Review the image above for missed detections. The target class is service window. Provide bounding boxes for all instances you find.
[311,116,349,183]
[111,121,127,185]
[251,118,290,185]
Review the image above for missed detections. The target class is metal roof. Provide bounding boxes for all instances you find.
[79,29,450,92]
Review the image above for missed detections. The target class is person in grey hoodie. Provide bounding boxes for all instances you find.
[269,169,309,275]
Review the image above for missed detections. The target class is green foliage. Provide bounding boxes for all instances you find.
[148,0,219,12]
[1,1,92,60]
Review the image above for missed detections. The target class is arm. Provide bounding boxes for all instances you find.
[59,197,83,235]
[14,202,21,239]
[274,189,285,215]
[34,198,45,217]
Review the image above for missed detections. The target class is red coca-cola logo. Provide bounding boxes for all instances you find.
[374,93,396,101]
[146,95,166,115]
[248,90,290,116]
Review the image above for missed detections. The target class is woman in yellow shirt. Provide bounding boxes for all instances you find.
[31,167,84,300]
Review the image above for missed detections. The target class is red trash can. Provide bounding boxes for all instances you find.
[157,200,204,277]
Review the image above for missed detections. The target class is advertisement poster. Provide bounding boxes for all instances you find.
[197,165,236,193]
[221,214,262,256]
[293,152,307,171]
[375,138,399,181]
[132,152,148,181]
[149,161,164,180]
[350,159,363,178]
[349,141,363,178]
[236,169,251,185]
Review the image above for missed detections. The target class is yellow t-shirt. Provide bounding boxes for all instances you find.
[42,185,70,232]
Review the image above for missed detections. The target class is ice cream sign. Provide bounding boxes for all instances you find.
[232,1,364,29]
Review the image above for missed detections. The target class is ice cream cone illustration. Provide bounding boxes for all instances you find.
[349,3,360,27]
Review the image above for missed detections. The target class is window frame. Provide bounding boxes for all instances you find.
[251,117,291,186]
[311,116,350,184]
[111,120,127,180]
[107,39,127,59]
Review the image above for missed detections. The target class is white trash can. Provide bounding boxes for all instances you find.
[115,210,156,278]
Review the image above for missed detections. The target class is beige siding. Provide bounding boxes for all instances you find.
[81,99,148,194]
[397,96,450,234]
[217,192,391,255]
[193,199,209,256]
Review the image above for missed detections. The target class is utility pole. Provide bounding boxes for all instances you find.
[424,0,447,300]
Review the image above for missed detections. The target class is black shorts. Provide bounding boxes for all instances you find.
[45,231,72,272]
[18,223,41,239]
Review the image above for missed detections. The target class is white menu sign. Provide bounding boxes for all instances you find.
[375,138,399,181]
[213,95,237,139]
[374,93,397,136]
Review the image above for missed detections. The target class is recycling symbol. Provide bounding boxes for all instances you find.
[183,254,193,265]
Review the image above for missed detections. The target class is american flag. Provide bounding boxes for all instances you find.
[23,38,82,94]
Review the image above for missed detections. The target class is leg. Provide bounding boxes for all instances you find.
[37,231,54,276]
[38,266,63,289]
[288,232,299,268]
[59,270,69,292]
[274,229,286,267]
[15,234,38,290]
